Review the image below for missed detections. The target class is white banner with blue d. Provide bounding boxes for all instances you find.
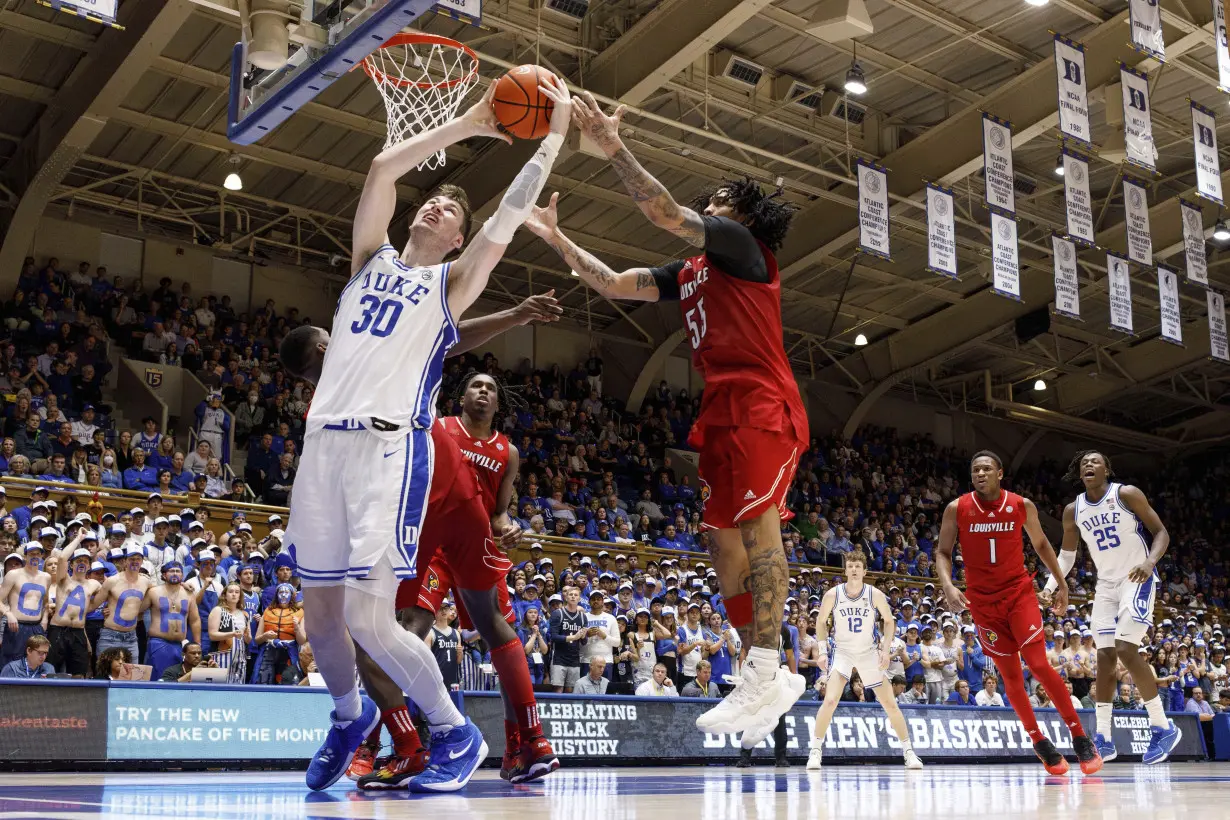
[1054,35,1091,146]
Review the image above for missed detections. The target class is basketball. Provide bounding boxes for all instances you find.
[492,64,555,140]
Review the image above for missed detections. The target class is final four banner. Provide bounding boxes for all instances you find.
[1052,234,1081,320]
[857,159,890,259]
[1192,101,1223,204]
[1215,0,1230,91]
[1062,149,1094,246]
[926,183,957,278]
[1158,266,1183,346]
[1120,65,1156,171]
[1054,35,1091,146]
[982,113,1015,213]
[1107,252,1135,335]
[1209,290,1229,362]
[991,211,1021,301]
[1180,199,1210,286]
[1128,0,1165,62]
[1122,176,1152,266]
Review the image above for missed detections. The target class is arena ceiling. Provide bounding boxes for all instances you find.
[0,0,1228,451]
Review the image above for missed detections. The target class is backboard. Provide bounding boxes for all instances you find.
[227,0,482,146]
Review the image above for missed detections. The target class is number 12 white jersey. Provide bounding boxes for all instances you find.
[1074,482,1150,583]
[832,583,877,654]
[309,246,459,433]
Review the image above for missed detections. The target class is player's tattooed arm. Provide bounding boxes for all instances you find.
[606,146,706,247]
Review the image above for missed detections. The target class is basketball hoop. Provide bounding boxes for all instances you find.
[362,32,480,170]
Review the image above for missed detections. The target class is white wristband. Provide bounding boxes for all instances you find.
[1044,548,1077,593]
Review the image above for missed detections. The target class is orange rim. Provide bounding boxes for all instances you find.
[361,32,479,90]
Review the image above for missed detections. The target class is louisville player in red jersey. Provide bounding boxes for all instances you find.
[526,93,808,743]
[936,450,1102,775]
[351,372,557,789]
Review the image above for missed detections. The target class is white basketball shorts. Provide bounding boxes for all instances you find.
[831,648,884,689]
[284,425,434,593]
[1090,573,1157,650]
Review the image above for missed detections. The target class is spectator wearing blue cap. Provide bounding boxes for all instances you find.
[90,543,149,660]
[513,581,542,623]
[259,551,296,611]
[184,547,223,654]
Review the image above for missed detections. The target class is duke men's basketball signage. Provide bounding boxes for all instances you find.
[1062,149,1094,246]
[1054,35,1091,146]
[1128,0,1165,61]
[1120,65,1157,171]
[1122,177,1152,266]
[856,159,890,259]
[1181,199,1210,286]
[925,183,957,279]
[1157,266,1183,346]
[1191,101,1223,204]
[981,114,1015,214]
[990,211,1020,301]
[1052,234,1081,320]
[1107,252,1135,335]
[1208,290,1229,362]
[1214,0,1230,92]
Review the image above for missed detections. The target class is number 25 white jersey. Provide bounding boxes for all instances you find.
[308,245,459,433]
[832,583,877,654]
[1074,482,1150,583]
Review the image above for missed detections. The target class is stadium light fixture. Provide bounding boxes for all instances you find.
[1214,220,1230,241]
[1033,378,1047,391]
[854,333,868,346]
[844,62,867,95]
[223,154,243,192]
[1025,0,1049,7]
[1054,156,1064,176]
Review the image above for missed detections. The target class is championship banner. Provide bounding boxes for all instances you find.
[1215,0,1230,91]
[1128,0,1166,61]
[1192,101,1223,204]
[857,158,890,259]
[1054,35,1091,146]
[926,183,958,278]
[1209,289,1229,362]
[1052,234,1081,320]
[991,211,1021,301]
[1158,266,1183,346]
[1120,65,1157,171]
[1181,198,1210,286]
[1062,149,1095,246]
[1107,252,1135,334]
[1122,176,1152,265]
[982,113,1015,213]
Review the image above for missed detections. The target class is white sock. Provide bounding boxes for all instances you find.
[746,646,780,682]
[1095,701,1113,736]
[332,688,362,723]
[1143,696,1168,730]
[345,587,464,731]
[900,738,913,752]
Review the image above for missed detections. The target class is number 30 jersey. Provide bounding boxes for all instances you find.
[1074,483,1149,583]
[309,246,458,433]
[956,490,1031,602]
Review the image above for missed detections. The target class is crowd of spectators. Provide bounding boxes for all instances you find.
[1,261,1226,753]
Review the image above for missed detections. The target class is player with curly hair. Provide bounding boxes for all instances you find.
[523,92,809,747]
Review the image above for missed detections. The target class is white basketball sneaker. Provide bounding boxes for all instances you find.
[806,747,823,771]
[697,663,805,737]
[904,749,924,770]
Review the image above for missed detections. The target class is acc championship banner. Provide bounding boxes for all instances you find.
[1054,35,1091,146]
[1063,149,1094,246]
[1192,101,1223,204]
[982,113,1015,213]
[1215,0,1230,91]
[857,159,890,259]
[1107,252,1135,334]
[1120,65,1156,171]
[1209,290,1229,361]
[1128,0,1165,61]
[1181,199,1209,285]
[1052,234,1081,320]
[926,183,957,278]
[1122,176,1152,265]
[990,211,1021,301]
[1158,266,1183,346]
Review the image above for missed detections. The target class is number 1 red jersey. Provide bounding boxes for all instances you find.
[956,490,1031,601]
[441,416,509,517]
[675,245,808,448]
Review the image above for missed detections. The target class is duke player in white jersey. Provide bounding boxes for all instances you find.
[1048,450,1182,764]
[275,75,572,793]
[805,551,922,770]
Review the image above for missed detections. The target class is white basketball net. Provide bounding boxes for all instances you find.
[363,37,479,170]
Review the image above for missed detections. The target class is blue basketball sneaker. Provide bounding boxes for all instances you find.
[1142,720,1182,765]
[1093,732,1117,763]
[306,695,381,791]
[407,717,488,793]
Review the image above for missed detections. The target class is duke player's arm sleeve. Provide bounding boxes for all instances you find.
[702,216,768,283]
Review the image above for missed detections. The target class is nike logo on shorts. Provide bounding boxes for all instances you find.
[383,450,399,458]
[448,740,473,759]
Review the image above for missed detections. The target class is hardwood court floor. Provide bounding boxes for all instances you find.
[0,763,1223,819]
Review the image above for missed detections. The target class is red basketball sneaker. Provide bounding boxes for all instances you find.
[508,734,559,784]
[356,748,430,790]
[499,731,521,781]
[1033,738,1070,776]
[346,744,377,781]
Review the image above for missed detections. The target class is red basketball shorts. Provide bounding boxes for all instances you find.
[394,425,513,629]
[968,584,1045,658]
[697,425,802,531]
